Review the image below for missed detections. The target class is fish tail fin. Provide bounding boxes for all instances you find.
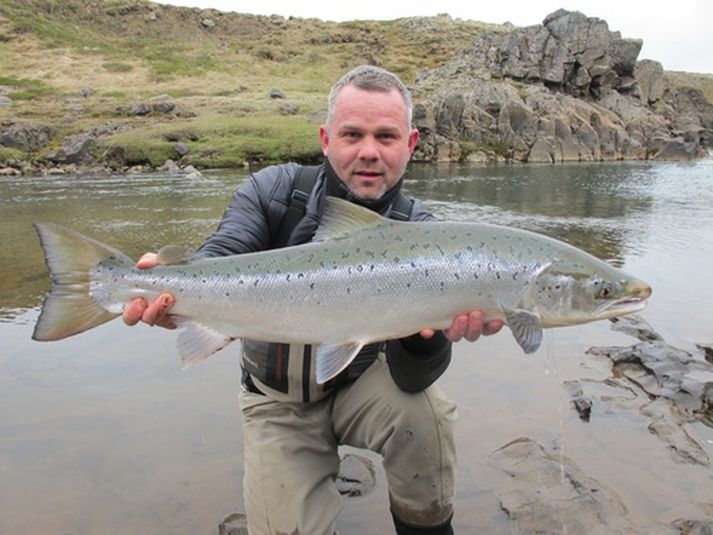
[32,223,133,341]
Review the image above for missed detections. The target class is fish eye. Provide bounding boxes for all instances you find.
[595,281,618,299]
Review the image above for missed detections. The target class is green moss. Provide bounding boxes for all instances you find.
[0,146,26,165]
[101,62,133,72]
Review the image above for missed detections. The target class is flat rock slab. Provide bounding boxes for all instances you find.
[489,437,637,534]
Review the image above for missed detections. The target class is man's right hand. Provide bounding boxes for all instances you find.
[121,252,177,329]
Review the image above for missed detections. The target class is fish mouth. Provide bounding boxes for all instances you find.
[598,295,649,317]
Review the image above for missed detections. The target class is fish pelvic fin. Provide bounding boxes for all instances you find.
[315,341,365,384]
[174,318,234,367]
[500,302,543,354]
[32,223,133,341]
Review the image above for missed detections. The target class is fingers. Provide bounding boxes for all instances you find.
[141,294,175,326]
[121,294,175,329]
[136,252,160,270]
[443,311,504,343]
[122,298,147,326]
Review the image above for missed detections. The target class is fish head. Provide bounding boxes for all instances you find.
[531,258,652,327]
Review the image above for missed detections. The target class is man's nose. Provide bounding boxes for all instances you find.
[357,137,379,160]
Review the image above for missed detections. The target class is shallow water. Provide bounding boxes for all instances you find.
[1,160,712,533]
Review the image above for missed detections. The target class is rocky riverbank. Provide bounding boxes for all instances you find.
[1,4,712,175]
[412,10,713,163]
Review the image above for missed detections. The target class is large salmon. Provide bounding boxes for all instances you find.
[33,197,651,383]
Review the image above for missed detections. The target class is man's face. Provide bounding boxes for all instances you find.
[319,85,420,200]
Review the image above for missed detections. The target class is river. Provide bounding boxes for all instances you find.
[1,160,712,533]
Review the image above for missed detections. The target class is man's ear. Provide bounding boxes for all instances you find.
[407,128,420,154]
[319,125,329,156]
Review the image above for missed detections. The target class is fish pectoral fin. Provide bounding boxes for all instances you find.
[315,341,365,384]
[500,303,543,354]
[173,317,234,367]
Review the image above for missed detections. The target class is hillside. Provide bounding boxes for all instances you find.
[0,0,711,172]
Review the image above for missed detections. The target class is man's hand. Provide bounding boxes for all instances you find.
[420,310,503,342]
[121,252,176,329]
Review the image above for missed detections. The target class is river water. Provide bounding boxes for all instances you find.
[1,160,712,533]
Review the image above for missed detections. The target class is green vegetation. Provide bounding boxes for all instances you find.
[0,146,26,165]
[0,76,56,100]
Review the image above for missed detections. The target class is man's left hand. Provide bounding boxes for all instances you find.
[420,310,504,342]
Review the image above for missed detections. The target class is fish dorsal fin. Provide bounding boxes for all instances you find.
[313,196,388,242]
[315,341,365,383]
[499,302,543,354]
[157,245,193,265]
[173,317,235,367]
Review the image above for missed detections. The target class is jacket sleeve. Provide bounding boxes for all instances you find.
[194,164,297,258]
[386,333,452,393]
[385,197,453,393]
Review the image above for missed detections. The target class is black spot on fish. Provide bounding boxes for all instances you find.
[298,273,304,278]
[310,283,315,290]
[393,256,400,263]
[357,265,363,272]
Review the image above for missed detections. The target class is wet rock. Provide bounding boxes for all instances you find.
[335,453,376,497]
[563,380,593,421]
[489,437,637,534]
[587,317,713,465]
[158,159,181,173]
[609,314,665,342]
[641,399,709,465]
[0,122,53,151]
[218,512,248,535]
[268,88,285,99]
[673,518,713,535]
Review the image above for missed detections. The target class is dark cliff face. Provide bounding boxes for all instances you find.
[412,10,713,164]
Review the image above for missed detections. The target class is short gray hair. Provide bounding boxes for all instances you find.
[326,65,413,130]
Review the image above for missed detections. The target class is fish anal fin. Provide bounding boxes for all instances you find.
[174,317,234,367]
[315,341,365,384]
[500,303,543,354]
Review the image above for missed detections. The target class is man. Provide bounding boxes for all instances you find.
[123,65,502,534]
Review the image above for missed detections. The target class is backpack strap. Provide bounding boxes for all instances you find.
[274,165,321,247]
[389,192,415,221]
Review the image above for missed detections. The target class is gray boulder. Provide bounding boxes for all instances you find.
[0,96,11,107]
[0,122,53,151]
[48,132,94,164]
[634,60,665,104]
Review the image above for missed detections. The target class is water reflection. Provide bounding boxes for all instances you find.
[405,161,658,264]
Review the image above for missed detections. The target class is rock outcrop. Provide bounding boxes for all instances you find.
[413,10,712,163]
